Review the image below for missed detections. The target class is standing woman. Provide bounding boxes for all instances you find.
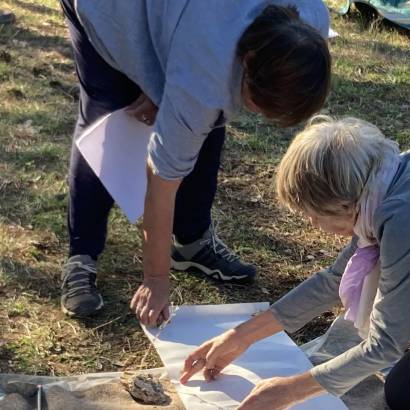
[59,0,331,324]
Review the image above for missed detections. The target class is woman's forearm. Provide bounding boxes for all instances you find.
[143,166,181,278]
[234,310,284,346]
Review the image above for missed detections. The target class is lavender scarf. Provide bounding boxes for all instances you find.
[339,153,401,335]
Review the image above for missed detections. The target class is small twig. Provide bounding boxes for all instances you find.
[91,315,123,331]
[125,336,132,353]
[136,345,154,370]
[60,320,77,334]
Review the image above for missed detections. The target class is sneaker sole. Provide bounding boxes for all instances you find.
[171,259,255,283]
[61,295,104,317]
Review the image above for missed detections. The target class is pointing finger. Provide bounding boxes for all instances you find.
[180,357,206,384]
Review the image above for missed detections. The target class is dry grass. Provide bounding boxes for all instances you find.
[0,0,409,375]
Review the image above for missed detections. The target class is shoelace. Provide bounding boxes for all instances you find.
[61,261,97,298]
[200,230,240,263]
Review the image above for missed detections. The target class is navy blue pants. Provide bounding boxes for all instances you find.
[61,0,225,260]
[385,351,410,410]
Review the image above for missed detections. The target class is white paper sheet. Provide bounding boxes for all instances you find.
[329,28,340,39]
[76,109,153,223]
[143,303,347,410]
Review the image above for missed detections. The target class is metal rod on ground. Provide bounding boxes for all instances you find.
[37,385,42,410]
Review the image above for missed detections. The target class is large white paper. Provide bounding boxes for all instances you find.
[76,109,153,223]
[143,303,347,410]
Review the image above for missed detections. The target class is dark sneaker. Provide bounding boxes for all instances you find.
[0,11,15,25]
[171,227,256,284]
[61,255,104,317]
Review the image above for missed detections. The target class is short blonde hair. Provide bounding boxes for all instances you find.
[276,116,400,215]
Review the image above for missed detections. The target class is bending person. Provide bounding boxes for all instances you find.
[60,0,330,324]
[181,117,410,410]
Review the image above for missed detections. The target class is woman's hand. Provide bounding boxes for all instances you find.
[237,372,325,410]
[130,276,170,327]
[180,329,249,384]
[180,310,283,384]
[126,93,158,126]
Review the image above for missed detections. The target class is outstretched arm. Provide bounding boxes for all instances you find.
[130,166,181,326]
[270,239,357,333]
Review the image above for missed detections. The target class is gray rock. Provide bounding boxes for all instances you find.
[121,372,170,405]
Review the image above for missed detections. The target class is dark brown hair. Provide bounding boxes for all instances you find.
[237,5,331,127]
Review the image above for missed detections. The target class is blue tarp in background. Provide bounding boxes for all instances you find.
[341,1,410,29]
